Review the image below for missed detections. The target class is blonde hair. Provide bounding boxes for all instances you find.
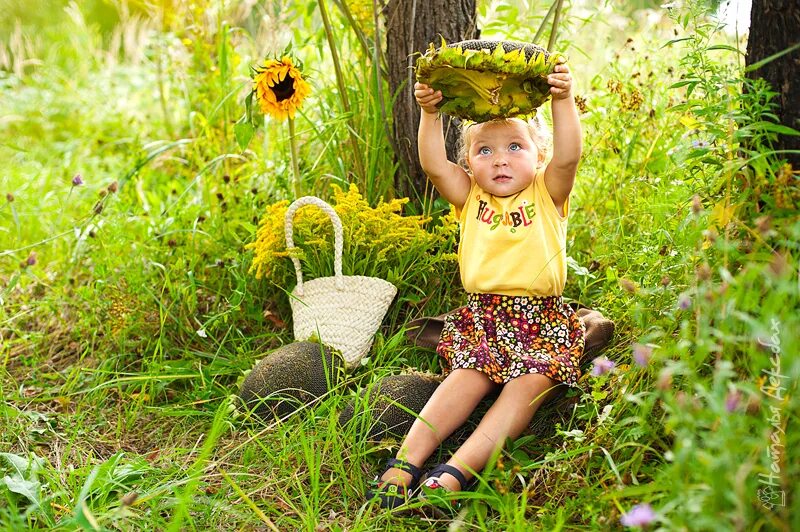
[456,116,553,172]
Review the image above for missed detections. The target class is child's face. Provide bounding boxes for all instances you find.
[466,119,542,197]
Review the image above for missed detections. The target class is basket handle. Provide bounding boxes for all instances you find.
[284,196,344,296]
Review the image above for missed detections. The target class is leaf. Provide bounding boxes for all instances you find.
[1,272,20,298]
[510,449,530,462]
[669,79,702,90]
[244,90,254,122]
[599,482,666,500]
[74,501,100,531]
[745,41,800,72]
[567,256,594,278]
[706,44,744,54]
[592,390,608,401]
[236,220,257,233]
[751,121,800,136]
[679,113,700,129]
[662,37,694,48]
[0,453,31,476]
[2,475,42,508]
[709,200,738,229]
[234,120,255,151]
[0,452,45,478]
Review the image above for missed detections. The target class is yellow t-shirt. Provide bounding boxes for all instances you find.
[456,168,570,297]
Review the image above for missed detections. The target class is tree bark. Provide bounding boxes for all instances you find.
[383,0,479,202]
[745,0,800,168]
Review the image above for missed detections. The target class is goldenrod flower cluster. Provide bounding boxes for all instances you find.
[245,184,457,292]
[345,0,375,32]
[107,286,134,339]
[746,163,799,211]
[245,199,291,280]
[102,279,157,341]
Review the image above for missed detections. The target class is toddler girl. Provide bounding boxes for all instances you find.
[367,62,584,510]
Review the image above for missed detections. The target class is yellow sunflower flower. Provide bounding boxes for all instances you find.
[253,55,311,121]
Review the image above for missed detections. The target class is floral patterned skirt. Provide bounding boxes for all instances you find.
[436,293,585,388]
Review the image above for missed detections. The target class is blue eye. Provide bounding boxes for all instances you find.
[479,146,491,155]
[509,143,521,151]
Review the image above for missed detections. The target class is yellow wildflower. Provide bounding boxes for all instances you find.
[252,55,311,121]
[246,184,459,291]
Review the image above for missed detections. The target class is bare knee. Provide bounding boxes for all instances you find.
[503,373,560,408]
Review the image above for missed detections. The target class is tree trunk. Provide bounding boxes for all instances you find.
[745,0,800,168]
[383,0,479,202]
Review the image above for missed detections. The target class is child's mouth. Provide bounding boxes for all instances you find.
[493,175,512,182]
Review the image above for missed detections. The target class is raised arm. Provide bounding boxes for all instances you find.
[543,63,582,214]
[414,83,471,210]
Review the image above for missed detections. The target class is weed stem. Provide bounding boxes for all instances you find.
[288,118,302,198]
[317,0,365,182]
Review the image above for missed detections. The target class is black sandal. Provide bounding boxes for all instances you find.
[422,463,472,491]
[366,458,423,509]
[418,464,474,518]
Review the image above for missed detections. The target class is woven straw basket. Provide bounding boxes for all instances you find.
[285,197,398,369]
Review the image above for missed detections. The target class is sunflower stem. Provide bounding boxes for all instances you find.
[152,3,174,139]
[288,118,302,198]
[317,0,365,182]
[533,1,558,45]
[548,0,565,50]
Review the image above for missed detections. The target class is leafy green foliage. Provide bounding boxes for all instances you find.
[0,0,797,530]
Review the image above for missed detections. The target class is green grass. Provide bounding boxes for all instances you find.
[1,1,798,530]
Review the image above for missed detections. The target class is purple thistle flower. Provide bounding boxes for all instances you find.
[632,343,653,367]
[725,390,742,413]
[620,503,656,527]
[591,356,615,376]
[678,294,691,310]
[26,251,37,266]
[72,174,84,186]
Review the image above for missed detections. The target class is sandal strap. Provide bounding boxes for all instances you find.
[385,458,423,485]
[366,479,409,509]
[426,463,470,491]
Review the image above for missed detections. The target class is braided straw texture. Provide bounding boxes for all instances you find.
[284,197,398,369]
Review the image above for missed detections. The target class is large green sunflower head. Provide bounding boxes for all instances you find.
[415,38,565,122]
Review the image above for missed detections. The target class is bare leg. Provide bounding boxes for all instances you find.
[432,372,560,491]
[380,368,498,486]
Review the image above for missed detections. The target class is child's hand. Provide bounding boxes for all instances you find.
[548,63,573,100]
[414,82,443,115]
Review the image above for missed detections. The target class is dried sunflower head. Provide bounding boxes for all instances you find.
[415,38,564,122]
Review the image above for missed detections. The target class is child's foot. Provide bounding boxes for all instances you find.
[417,464,471,518]
[366,459,423,510]
[380,466,414,487]
[421,463,469,491]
